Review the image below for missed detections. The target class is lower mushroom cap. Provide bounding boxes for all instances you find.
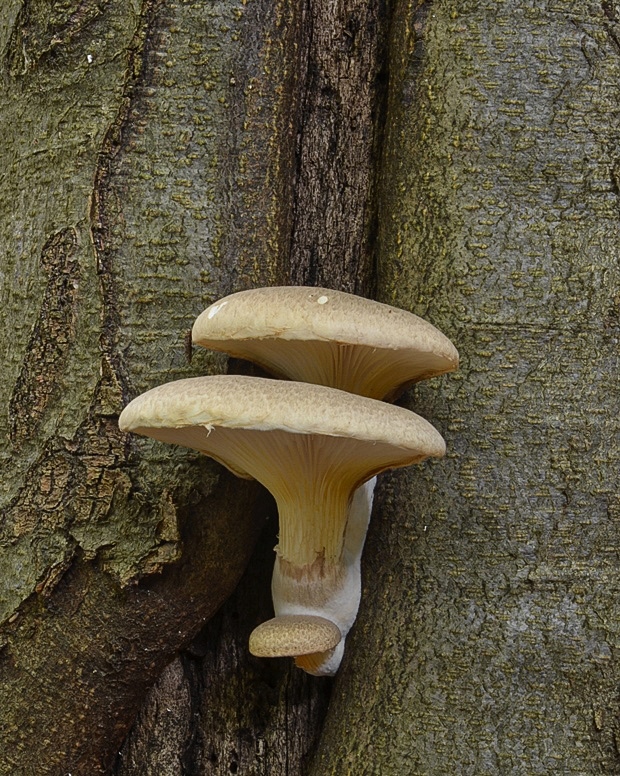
[248,615,341,658]
[118,376,445,566]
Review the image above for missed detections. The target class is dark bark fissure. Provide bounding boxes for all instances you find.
[288,0,390,298]
[8,227,80,445]
[90,0,162,405]
[115,0,395,773]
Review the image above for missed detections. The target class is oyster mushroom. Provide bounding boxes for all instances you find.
[191,286,458,673]
[192,286,458,401]
[119,375,445,674]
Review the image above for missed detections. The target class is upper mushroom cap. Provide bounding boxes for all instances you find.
[191,286,459,399]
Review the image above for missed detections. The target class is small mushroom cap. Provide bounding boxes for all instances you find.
[249,615,341,657]
[192,287,458,399]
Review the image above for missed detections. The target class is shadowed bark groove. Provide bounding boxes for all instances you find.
[114,0,392,774]
[289,0,389,296]
[9,227,80,445]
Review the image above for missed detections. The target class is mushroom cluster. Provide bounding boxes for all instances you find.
[119,287,458,675]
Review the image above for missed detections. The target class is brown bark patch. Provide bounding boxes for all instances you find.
[9,227,80,446]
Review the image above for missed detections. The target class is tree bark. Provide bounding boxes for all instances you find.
[0,0,295,771]
[311,1,620,773]
[2,0,619,775]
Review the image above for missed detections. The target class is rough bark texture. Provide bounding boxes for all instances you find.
[0,0,294,771]
[310,1,620,773]
[1,0,619,774]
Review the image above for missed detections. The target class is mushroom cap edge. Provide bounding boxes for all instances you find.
[118,375,446,458]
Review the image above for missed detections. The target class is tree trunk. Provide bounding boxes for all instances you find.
[1,1,619,775]
[311,1,620,774]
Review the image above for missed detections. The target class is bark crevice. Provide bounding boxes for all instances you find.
[9,227,80,446]
[288,0,391,297]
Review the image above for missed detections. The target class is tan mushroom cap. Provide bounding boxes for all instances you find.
[249,615,341,658]
[119,375,445,565]
[192,286,459,399]
[118,375,445,463]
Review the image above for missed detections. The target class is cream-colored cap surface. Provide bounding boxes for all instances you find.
[249,615,341,657]
[118,375,445,456]
[120,376,446,565]
[191,287,458,398]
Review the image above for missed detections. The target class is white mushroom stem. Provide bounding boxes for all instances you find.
[272,477,377,676]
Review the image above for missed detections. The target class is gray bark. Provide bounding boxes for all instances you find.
[313,1,620,773]
[1,0,619,774]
